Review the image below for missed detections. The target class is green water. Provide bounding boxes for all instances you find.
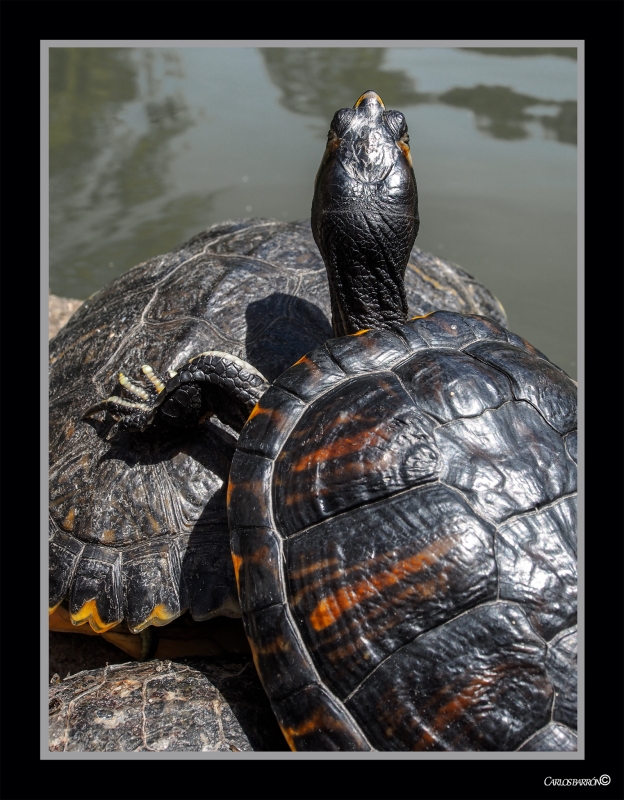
[48,46,577,378]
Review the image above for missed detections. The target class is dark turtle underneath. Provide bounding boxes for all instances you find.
[50,213,506,656]
[49,658,288,752]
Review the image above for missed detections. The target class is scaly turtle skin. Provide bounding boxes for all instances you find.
[103,91,576,750]
[51,214,505,653]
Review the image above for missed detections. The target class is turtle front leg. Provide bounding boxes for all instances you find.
[83,351,269,434]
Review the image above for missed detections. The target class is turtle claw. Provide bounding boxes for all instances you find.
[83,363,167,433]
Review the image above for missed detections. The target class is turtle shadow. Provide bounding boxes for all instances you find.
[176,657,290,751]
[244,292,332,381]
[92,418,236,477]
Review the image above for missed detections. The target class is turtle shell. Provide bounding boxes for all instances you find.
[49,658,288,751]
[49,218,506,639]
[229,310,577,752]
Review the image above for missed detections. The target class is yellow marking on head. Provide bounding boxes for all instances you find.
[309,537,456,631]
[397,140,413,167]
[61,508,76,531]
[70,599,119,633]
[350,328,370,337]
[410,311,435,321]
[354,90,385,109]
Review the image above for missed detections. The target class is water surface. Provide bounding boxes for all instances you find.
[48,46,577,377]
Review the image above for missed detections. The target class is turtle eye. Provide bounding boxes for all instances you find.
[330,107,355,136]
[385,110,408,140]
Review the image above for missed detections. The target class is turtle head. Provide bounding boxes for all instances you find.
[312,91,419,337]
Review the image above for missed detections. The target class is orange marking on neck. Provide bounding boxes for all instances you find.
[397,140,413,167]
[292,354,310,366]
[350,328,370,336]
[410,312,435,321]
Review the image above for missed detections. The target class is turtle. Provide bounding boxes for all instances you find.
[98,90,577,751]
[49,658,289,752]
[50,217,506,658]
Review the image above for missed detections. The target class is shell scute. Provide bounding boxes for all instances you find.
[463,314,510,343]
[271,684,371,752]
[436,400,576,525]
[68,544,123,632]
[274,372,439,536]
[497,497,577,640]
[409,309,478,349]
[49,524,85,611]
[464,340,577,435]
[345,603,552,752]
[230,526,286,614]
[244,603,318,702]
[236,387,305,460]
[325,328,410,375]
[121,539,182,632]
[178,526,239,622]
[519,722,578,752]
[285,483,498,699]
[394,348,513,423]
[546,626,577,730]
[272,345,346,402]
[227,453,274,530]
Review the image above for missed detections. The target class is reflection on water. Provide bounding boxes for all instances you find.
[460,47,577,60]
[262,48,576,145]
[48,46,577,377]
[439,85,576,144]
[262,48,428,126]
[50,49,218,295]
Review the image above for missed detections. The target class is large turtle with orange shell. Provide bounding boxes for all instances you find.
[49,145,506,656]
[99,91,577,750]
